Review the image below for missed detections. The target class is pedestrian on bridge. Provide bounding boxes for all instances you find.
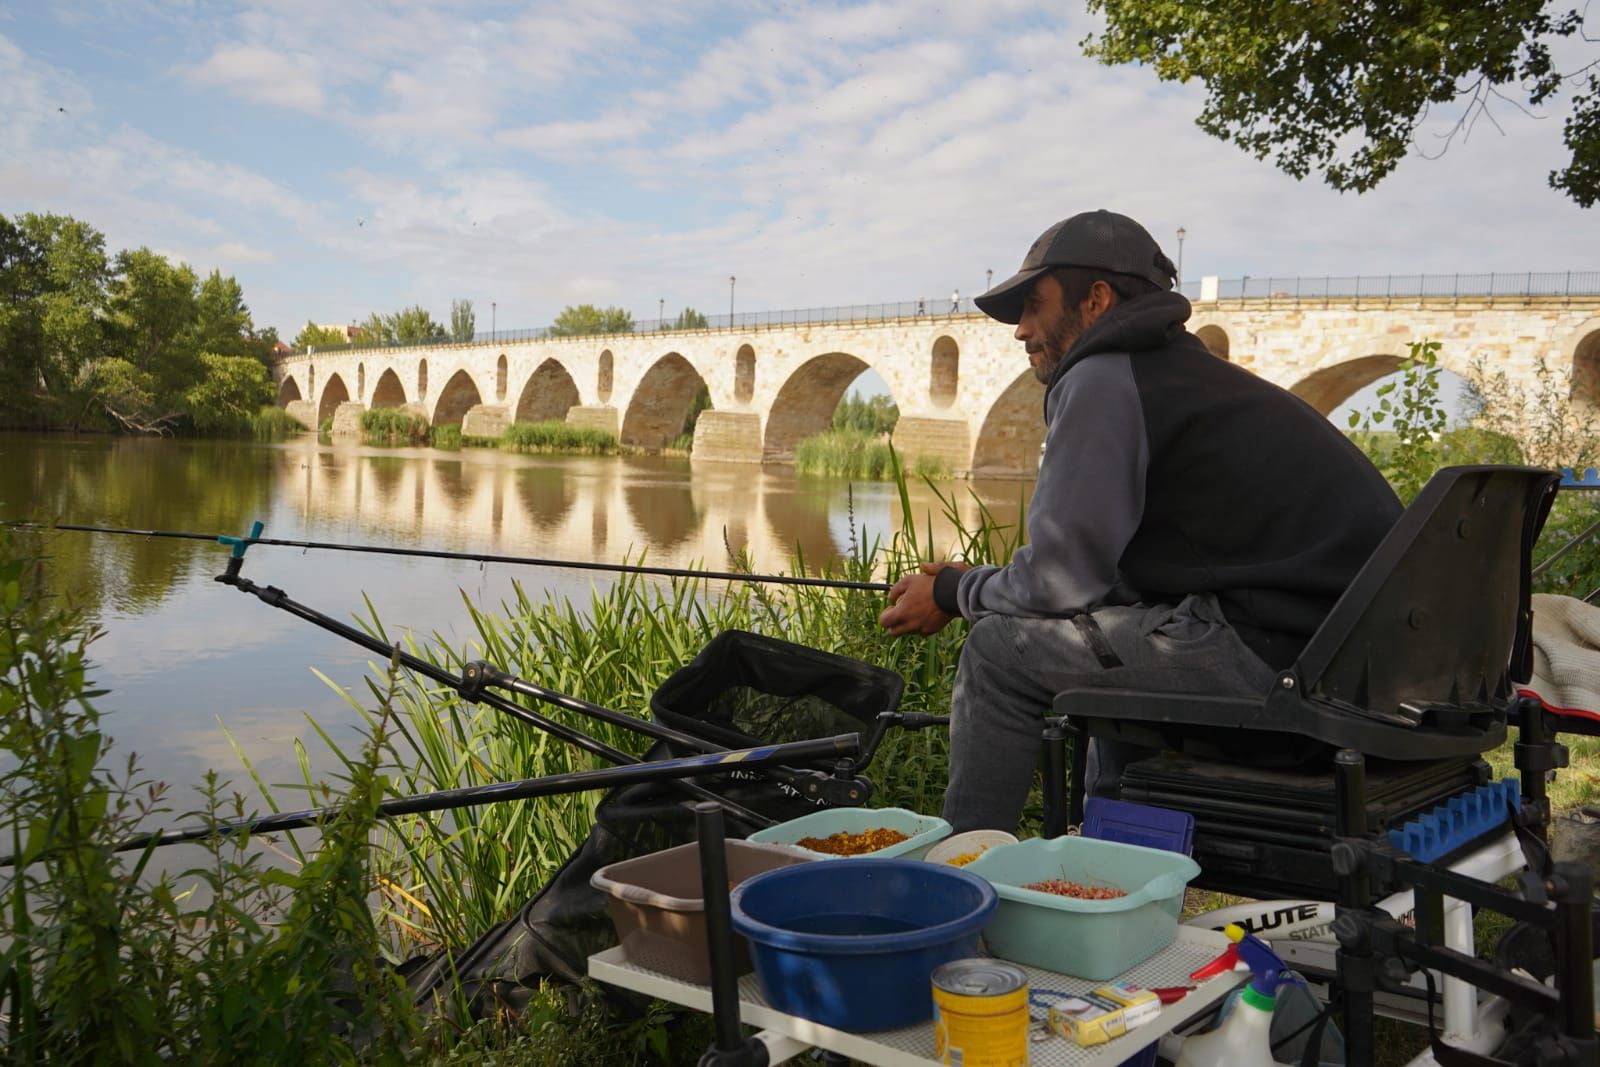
[878,209,1400,834]
[950,288,960,314]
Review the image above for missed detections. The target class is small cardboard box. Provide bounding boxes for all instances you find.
[1046,982,1160,1047]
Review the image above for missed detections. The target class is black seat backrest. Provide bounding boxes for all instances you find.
[1280,465,1558,751]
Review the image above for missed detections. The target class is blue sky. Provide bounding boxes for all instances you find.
[2,1,1597,341]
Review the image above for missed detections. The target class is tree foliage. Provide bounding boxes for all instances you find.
[0,213,109,427]
[292,322,350,349]
[450,298,475,343]
[833,392,900,436]
[0,211,277,433]
[1083,1,1600,206]
[673,307,709,330]
[547,304,634,337]
[359,305,448,346]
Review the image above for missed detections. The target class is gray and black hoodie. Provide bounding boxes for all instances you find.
[932,290,1402,669]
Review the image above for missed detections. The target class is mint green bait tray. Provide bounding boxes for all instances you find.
[748,807,950,860]
[964,836,1201,980]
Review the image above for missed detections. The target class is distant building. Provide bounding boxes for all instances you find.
[272,340,293,357]
[314,323,363,342]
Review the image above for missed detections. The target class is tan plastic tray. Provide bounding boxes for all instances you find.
[591,839,812,984]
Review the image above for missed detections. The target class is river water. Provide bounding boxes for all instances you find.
[0,432,1032,802]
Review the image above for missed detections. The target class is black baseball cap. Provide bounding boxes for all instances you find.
[974,210,1177,324]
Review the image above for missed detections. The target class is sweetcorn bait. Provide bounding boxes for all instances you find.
[794,828,909,855]
[1023,878,1127,899]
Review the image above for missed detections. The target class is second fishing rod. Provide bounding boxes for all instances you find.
[213,531,879,826]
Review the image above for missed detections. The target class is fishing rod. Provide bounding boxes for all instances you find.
[0,733,861,865]
[4,521,893,593]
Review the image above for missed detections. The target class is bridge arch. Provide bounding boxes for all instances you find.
[370,368,407,409]
[621,353,708,451]
[515,358,581,423]
[735,344,756,404]
[1289,354,1404,415]
[357,362,366,398]
[598,350,614,403]
[930,336,959,408]
[1194,325,1230,361]
[1566,318,1600,416]
[318,373,351,426]
[276,376,302,406]
[432,369,483,426]
[764,352,870,462]
[971,370,1046,476]
[418,359,429,402]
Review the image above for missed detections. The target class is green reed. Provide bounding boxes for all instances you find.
[251,405,307,440]
[361,407,431,446]
[500,420,619,455]
[795,427,950,480]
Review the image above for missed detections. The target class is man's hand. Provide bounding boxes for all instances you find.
[878,561,971,637]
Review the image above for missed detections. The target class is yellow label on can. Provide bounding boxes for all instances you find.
[931,960,1029,1067]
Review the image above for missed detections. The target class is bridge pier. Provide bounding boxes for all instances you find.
[691,411,763,464]
[566,405,620,438]
[285,400,317,429]
[330,402,366,436]
[462,404,511,438]
[892,416,972,476]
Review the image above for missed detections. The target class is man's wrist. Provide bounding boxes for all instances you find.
[931,565,963,616]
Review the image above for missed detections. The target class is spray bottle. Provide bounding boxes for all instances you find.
[1174,923,1292,1067]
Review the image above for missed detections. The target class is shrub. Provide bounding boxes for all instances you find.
[430,424,462,450]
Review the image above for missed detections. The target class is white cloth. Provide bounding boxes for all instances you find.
[1527,593,1600,716]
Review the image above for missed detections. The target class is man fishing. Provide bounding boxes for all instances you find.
[878,210,1401,833]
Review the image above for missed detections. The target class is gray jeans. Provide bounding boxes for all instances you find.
[941,593,1277,833]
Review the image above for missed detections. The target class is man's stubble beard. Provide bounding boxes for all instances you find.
[1031,302,1085,385]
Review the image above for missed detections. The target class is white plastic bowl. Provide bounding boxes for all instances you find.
[924,829,1018,868]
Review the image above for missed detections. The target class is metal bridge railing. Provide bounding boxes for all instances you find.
[1179,271,1600,303]
[283,273,1600,359]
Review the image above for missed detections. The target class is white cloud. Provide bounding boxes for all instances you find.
[215,240,275,263]
[186,44,327,111]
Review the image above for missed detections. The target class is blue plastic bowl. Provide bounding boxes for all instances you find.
[729,858,997,1031]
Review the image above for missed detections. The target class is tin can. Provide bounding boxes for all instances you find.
[931,959,1029,1067]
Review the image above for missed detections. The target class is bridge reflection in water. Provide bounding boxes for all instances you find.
[280,439,1032,579]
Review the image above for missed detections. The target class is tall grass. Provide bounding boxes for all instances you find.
[500,420,618,455]
[0,524,419,1063]
[362,407,430,446]
[251,405,306,440]
[795,427,949,480]
[272,459,1021,963]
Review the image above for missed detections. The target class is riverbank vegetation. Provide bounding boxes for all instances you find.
[12,333,1600,1061]
[501,419,618,455]
[361,408,431,446]
[793,392,954,479]
[1,212,284,436]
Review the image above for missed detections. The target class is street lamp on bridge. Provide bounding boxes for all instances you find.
[659,297,665,326]
[986,268,993,292]
[491,301,496,338]
[729,276,736,328]
[1176,227,1186,287]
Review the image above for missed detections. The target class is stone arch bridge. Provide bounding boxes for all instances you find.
[270,296,1600,477]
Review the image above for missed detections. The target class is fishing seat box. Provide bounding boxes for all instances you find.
[1053,466,1559,899]
[591,839,813,984]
